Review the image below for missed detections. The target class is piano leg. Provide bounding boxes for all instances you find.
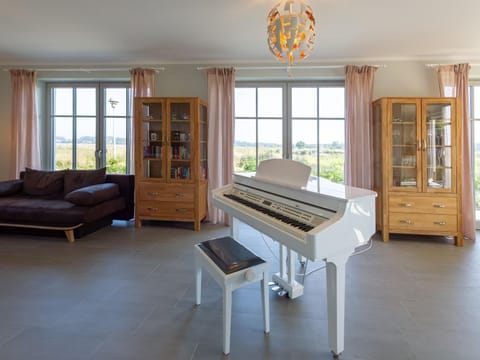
[231,217,241,241]
[326,251,351,358]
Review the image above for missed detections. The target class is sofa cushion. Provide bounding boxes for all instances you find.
[23,168,65,196]
[0,194,125,226]
[64,168,106,194]
[0,179,23,196]
[65,183,120,206]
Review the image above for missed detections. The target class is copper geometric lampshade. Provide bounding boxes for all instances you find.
[267,0,316,66]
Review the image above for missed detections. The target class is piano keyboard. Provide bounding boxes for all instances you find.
[221,186,332,237]
[223,193,315,232]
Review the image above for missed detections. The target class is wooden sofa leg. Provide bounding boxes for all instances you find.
[65,230,75,243]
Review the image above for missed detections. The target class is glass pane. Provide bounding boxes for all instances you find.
[392,103,416,123]
[426,103,452,189]
[106,117,127,174]
[391,102,418,188]
[318,87,344,118]
[235,88,256,117]
[144,103,163,121]
[234,118,256,173]
[392,123,416,146]
[77,88,96,116]
[170,102,190,121]
[474,87,480,119]
[54,117,72,170]
[292,87,317,118]
[258,88,282,117]
[474,120,480,212]
[258,119,282,162]
[319,120,344,183]
[292,119,317,175]
[76,117,96,169]
[200,104,208,180]
[106,88,127,116]
[170,102,191,180]
[392,167,417,187]
[143,115,163,178]
[54,88,72,115]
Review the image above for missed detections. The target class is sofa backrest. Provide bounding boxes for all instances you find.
[19,170,135,221]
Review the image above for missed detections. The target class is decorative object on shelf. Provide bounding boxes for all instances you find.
[267,0,316,66]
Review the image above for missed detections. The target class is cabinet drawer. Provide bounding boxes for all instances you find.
[389,195,457,214]
[137,201,194,219]
[389,213,457,232]
[138,183,194,202]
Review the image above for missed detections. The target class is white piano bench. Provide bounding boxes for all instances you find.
[194,236,270,355]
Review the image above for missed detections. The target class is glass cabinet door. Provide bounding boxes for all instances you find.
[141,101,165,179]
[424,102,454,191]
[169,100,192,180]
[199,103,208,180]
[390,102,419,189]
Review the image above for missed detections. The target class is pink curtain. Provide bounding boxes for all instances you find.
[436,64,475,241]
[207,68,235,225]
[129,68,156,174]
[344,65,377,189]
[130,68,156,97]
[9,69,40,178]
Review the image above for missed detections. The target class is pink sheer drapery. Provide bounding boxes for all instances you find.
[344,65,377,189]
[436,64,475,241]
[9,69,40,178]
[130,68,156,97]
[129,68,156,174]
[206,68,235,225]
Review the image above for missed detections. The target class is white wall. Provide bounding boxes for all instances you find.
[0,60,470,180]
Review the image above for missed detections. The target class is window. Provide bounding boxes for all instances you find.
[46,82,132,173]
[469,84,480,227]
[234,82,345,183]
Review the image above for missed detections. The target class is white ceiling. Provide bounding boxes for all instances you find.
[2,0,480,66]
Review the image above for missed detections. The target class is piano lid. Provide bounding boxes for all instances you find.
[234,172,376,202]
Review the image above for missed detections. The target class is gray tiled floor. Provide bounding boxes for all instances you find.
[0,221,478,360]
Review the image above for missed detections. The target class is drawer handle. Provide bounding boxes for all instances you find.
[147,192,160,196]
[176,208,188,212]
[175,193,184,197]
[433,204,446,208]
[147,207,159,211]
[433,221,447,225]
[399,203,413,207]
[399,219,413,224]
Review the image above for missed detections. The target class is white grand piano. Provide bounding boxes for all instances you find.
[212,159,377,358]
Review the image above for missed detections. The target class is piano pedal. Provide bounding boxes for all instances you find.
[277,289,288,297]
[268,281,276,286]
[270,285,281,292]
[271,273,304,299]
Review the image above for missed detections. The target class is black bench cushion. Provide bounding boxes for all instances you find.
[198,236,265,274]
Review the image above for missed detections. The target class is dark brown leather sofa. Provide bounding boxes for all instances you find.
[0,168,134,242]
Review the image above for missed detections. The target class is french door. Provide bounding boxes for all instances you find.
[46,82,132,173]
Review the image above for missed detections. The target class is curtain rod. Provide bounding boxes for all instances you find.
[426,63,480,68]
[197,64,387,71]
[2,67,165,72]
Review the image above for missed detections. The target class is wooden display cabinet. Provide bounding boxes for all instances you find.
[134,97,208,230]
[372,97,463,246]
